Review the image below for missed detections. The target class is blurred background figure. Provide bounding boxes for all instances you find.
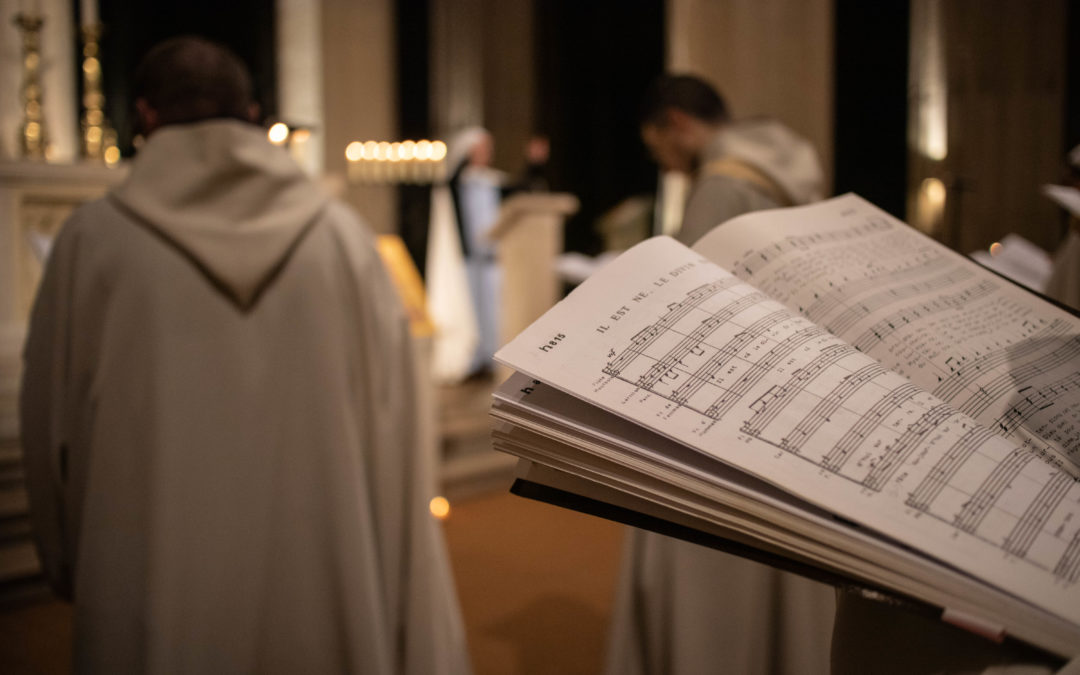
[505,134,551,194]
[448,126,505,377]
[603,73,833,675]
[640,73,825,245]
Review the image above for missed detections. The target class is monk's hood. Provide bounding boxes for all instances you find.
[110,119,326,309]
[707,119,825,206]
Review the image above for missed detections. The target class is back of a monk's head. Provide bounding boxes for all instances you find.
[134,36,257,131]
[640,74,730,128]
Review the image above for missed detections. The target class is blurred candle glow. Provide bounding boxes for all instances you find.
[345,141,363,162]
[344,138,449,184]
[431,141,447,162]
[268,122,289,145]
[429,496,450,520]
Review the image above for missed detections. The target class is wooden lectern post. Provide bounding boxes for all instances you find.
[487,192,579,380]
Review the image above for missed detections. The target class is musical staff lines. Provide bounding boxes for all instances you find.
[799,255,949,323]
[849,278,998,352]
[863,403,956,491]
[995,370,1080,437]
[743,344,850,437]
[957,336,1080,419]
[669,310,790,405]
[781,362,888,454]
[734,217,892,278]
[827,266,980,337]
[590,266,1080,579]
[907,426,998,512]
[954,448,1033,534]
[822,382,921,472]
[931,319,1072,402]
[703,325,828,420]
[1055,530,1080,583]
[632,291,767,390]
[1004,471,1075,558]
[604,279,737,377]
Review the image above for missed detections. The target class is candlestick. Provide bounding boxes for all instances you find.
[14,12,48,160]
[80,23,118,162]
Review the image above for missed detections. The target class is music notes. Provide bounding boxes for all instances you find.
[497,197,1080,626]
[700,196,1080,471]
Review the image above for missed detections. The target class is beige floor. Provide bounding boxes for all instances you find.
[0,489,624,674]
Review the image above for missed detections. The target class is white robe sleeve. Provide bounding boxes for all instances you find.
[337,210,472,675]
[20,225,77,599]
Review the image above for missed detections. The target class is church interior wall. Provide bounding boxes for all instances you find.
[2,2,1080,672]
[907,0,1067,254]
[480,0,536,176]
[666,0,836,194]
[319,0,398,235]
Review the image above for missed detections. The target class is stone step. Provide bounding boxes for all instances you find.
[0,540,39,583]
[0,485,28,520]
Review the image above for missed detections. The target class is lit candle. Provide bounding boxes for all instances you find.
[81,0,98,26]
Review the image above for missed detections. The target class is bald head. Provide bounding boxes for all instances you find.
[134,36,258,134]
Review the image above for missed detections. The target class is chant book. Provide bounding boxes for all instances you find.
[490,194,1080,658]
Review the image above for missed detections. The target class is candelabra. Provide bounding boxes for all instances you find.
[14,12,48,160]
[80,23,117,162]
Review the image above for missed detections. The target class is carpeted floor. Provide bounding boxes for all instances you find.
[0,490,624,674]
[443,491,623,674]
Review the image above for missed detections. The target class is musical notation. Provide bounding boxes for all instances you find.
[501,198,1080,626]
[717,204,1080,479]
[932,319,1072,402]
[586,247,1080,588]
[850,278,998,352]
[734,216,892,278]
[957,336,1080,419]
[1054,529,1080,584]
[597,277,1077,562]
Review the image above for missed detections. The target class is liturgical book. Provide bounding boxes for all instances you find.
[491,194,1080,658]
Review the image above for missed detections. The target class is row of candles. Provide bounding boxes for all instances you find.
[345,139,449,184]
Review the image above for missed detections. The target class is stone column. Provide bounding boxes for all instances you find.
[276,0,324,176]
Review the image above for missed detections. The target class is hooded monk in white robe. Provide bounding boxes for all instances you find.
[20,37,470,675]
[608,74,833,675]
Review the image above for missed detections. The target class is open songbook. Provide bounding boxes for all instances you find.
[491,194,1080,658]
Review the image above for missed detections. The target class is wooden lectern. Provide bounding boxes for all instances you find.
[487,192,579,380]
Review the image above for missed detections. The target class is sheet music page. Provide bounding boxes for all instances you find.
[695,194,1080,475]
[495,234,1080,628]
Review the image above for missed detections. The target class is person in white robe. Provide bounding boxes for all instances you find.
[20,37,471,675]
[605,73,834,675]
[424,127,503,383]
[448,127,505,376]
[622,74,1079,675]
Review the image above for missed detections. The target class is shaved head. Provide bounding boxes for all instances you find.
[134,36,257,132]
